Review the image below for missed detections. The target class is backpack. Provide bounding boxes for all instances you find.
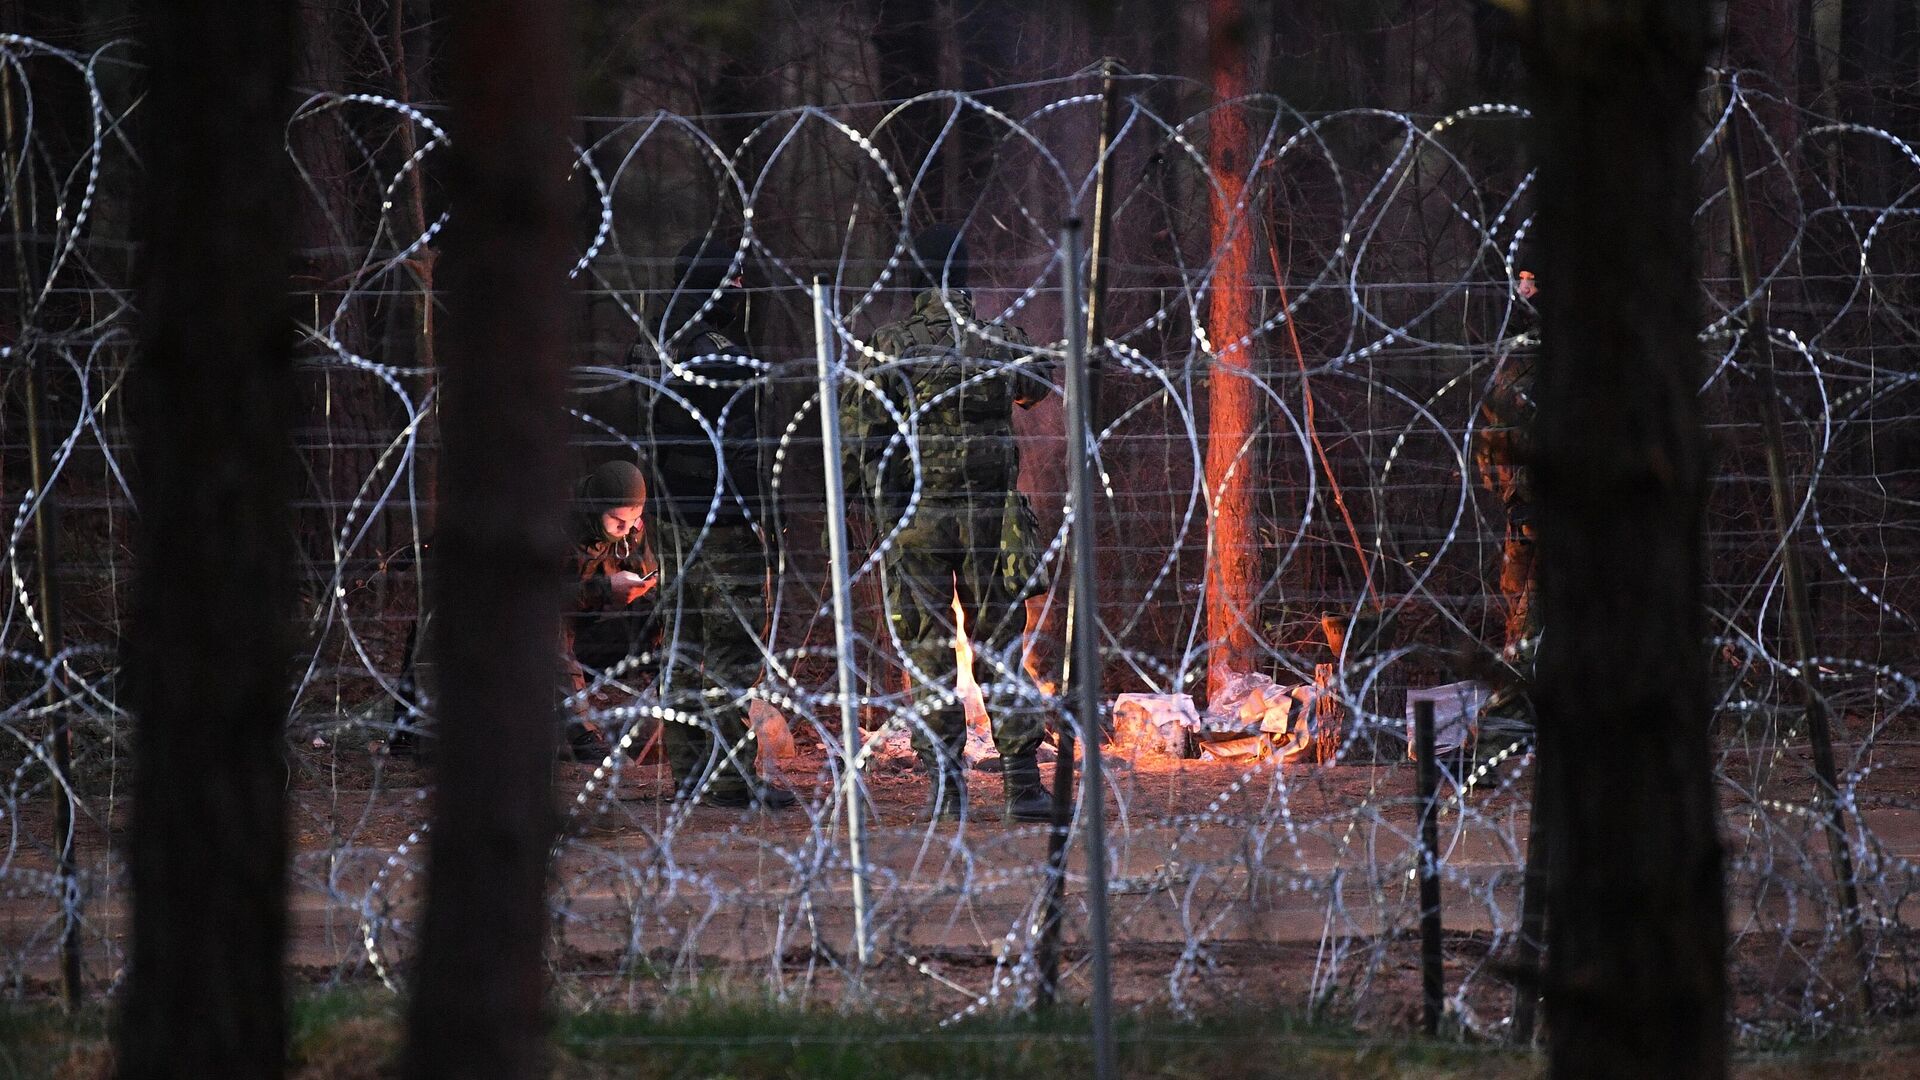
[861,342,1018,503]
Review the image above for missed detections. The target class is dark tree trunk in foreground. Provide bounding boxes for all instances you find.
[116,4,298,1078]
[401,1,575,1078]
[1525,3,1727,1078]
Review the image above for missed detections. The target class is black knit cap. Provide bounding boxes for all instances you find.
[579,459,647,510]
[674,230,746,293]
[908,224,969,291]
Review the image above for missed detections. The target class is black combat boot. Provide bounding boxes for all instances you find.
[1001,751,1054,822]
[707,780,798,810]
[921,755,969,821]
[563,720,612,763]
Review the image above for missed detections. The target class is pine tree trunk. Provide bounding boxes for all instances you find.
[872,0,947,222]
[290,0,381,586]
[399,1,575,1077]
[1838,0,1919,206]
[1204,0,1261,700]
[115,3,297,1077]
[1526,2,1727,1076]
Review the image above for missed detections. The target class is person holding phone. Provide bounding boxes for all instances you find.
[564,459,663,760]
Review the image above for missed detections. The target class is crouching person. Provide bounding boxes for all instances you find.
[562,459,662,761]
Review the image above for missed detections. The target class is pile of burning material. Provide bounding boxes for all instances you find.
[1190,671,1340,764]
[1111,693,1200,757]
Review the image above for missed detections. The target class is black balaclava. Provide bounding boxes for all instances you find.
[908,224,969,292]
[666,230,745,334]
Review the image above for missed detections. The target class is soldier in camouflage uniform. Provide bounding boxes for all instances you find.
[1476,348,1535,655]
[1473,265,1539,730]
[845,225,1055,821]
[644,232,796,810]
[1474,268,1539,658]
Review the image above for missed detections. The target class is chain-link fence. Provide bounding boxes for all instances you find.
[4,38,1919,1038]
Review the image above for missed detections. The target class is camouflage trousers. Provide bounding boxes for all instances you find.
[655,519,769,798]
[878,494,1045,770]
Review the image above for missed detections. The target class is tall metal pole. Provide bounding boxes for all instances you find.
[1415,699,1444,1036]
[1050,221,1116,1074]
[813,276,872,965]
[4,60,81,1011]
[1068,220,1118,1080]
[1511,753,1548,1043]
[1716,79,1872,1012]
[1036,64,1124,1006]
[1083,60,1122,744]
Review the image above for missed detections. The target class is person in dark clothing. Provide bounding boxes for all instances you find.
[563,459,661,760]
[642,232,796,810]
[392,461,661,764]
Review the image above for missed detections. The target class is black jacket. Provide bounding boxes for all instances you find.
[646,321,766,528]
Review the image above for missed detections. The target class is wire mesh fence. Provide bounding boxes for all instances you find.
[4,36,1920,1039]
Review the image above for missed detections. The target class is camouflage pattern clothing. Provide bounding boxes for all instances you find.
[647,321,775,799]
[1473,348,1536,659]
[847,288,1054,770]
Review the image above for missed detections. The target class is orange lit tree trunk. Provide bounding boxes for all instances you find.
[1204,0,1260,701]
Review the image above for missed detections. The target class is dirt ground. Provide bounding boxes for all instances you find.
[6,713,1919,1039]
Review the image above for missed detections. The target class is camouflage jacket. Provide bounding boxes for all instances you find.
[845,289,1051,508]
[1473,350,1535,518]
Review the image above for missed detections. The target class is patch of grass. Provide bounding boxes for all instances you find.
[0,1003,111,1080]
[16,989,1920,1079]
[289,988,401,1079]
[556,1004,1542,1080]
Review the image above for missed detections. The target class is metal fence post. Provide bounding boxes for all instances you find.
[1416,698,1444,1036]
[1035,221,1116,1075]
[813,276,872,966]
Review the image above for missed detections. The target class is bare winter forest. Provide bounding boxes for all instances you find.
[4,1,1920,1078]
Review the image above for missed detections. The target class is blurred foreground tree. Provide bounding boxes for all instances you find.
[1524,0,1728,1077]
[115,2,298,1077]
[399,0,576,1077]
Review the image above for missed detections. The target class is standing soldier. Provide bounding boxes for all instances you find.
[644,231,796,809]
[1474,259,1540,736]
[846,225,1055,821]
[1476,265,1539,659]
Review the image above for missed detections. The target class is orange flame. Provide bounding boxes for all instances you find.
[951,593,990,734]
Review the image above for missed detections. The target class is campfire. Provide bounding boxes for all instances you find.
[949,593,1058,744]
[950,592,990,735]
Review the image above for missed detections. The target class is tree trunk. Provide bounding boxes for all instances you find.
[1204,0,1260,700]
[399,0,575,1077]
[1525,3,1727,1077]
[290,0,381,589]
[1837,0,1919,206]
[389,0,439,551]
[871,0,947,223]
[115,3,298,1077]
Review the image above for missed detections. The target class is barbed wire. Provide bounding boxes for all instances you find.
[3,38,1919,1040]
